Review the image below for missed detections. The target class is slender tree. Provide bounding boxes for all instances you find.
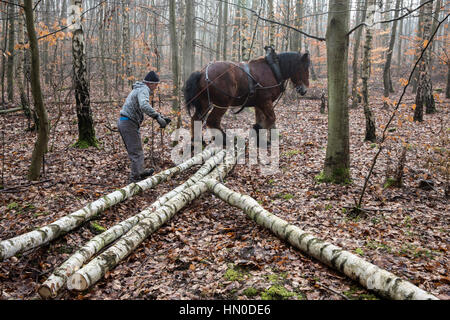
[351,0,368,109]
[183,0,195,82]
[382,0,401,107]
[15,4,31,123]
[361,0,376,142]
[222,0,229,60]
[322,0,350,184]
[414,0,436,121]
[71,0,98,148]
[122,0,132,87]
[169,0,181,127]
[24,0,49,181]
[291,0,303,52]
[6,2,15,102]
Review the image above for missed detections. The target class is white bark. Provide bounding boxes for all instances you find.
[67,151,237,291]
[0,147,219,261]
[39,150,226,298]
[206,181,438,300]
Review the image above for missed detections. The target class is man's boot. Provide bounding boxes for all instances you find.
[139,168,155,180]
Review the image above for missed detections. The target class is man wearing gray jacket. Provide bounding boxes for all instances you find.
[118,71,171,183]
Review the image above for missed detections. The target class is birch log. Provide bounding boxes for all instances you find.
[206,180,438,300]
[67,151,236,291]
[0,147,218,261]
[38,150,226,298]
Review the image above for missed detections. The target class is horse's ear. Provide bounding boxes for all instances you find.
[301,51,310,60]
[301,52,311,65]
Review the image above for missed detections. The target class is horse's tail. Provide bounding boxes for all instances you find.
[183,71,203,117]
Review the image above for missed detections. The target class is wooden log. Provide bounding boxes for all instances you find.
[38,150,227,298]
[206,180,438,300]
[67,151,236,291]
[0,107,22,114]
[0,147,219,261]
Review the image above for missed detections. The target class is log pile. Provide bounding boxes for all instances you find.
[0,145,438,300]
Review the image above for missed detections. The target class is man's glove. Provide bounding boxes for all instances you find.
[155,114,167,128]
[162,116,172,125]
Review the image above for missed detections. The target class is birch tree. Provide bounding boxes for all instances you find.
[361,0,376,142]
[24,0,49,181]
[71,0,98,148]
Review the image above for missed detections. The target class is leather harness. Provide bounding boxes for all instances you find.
[200,46,285,120]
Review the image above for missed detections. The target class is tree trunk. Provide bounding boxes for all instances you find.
[99,4,108,96]
[322,0,350,183]
[67,151,236,292]
[15,3,31,121]
[446,62,450,99]
[39,149,226,298]
[268,0,275,48]
[291,0,303,53]
[414,0,435,121]
[216,0,223,61]
[42,0,50,85]
[169,0,180,126]
[222,0,228,60]
[183,0,195,83]
[0,148,219,261]
[207,181,438,300]
[411,0,425,93]
[351,0,368,109]
[396,0,403,69]
[71,0,97,148]
[240,0,249,61]
[24,0,49,181]
[1,3,8,105]
[383,0,401,104]
[122,0,132,86]
[430,0,442,61]
[6,1,15,102]
[362,0,376,142]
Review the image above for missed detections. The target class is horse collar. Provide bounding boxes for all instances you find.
[264,48,285,92]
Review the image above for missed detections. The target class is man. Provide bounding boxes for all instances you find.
[118,71,171,183]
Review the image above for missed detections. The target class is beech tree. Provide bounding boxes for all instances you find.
[321,0,350,183]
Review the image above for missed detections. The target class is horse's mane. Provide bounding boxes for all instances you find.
[277,52,309,79]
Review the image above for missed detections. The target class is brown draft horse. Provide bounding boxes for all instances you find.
[183,50,310,145]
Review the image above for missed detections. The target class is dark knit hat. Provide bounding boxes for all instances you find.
[143,71,160,83]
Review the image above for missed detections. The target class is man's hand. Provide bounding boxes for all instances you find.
[156,114,167,128]
[162,116,172,125]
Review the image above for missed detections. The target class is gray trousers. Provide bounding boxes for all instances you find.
[118,118,144,181]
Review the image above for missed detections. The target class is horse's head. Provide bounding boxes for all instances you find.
[290,52,310,96]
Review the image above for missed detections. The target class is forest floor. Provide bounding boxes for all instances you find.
[0,78,448,300]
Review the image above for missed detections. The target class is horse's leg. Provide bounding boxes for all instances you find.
[254,102,276,146]
[252,107,266,147]
[206,107,228,146]
[190,97,209,151]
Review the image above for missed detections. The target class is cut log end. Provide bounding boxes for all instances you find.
[37,285,52,299]
[67,274,89,291]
